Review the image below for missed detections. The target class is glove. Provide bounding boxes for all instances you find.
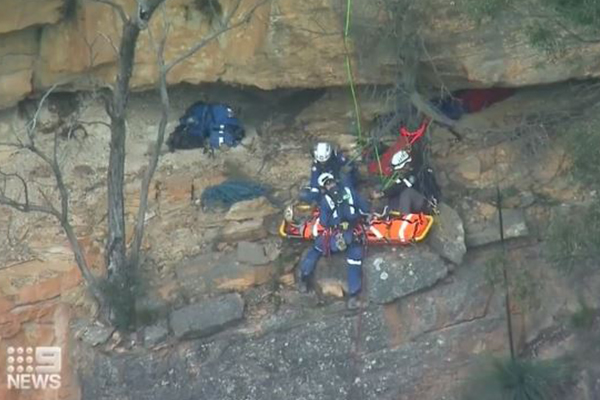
[371,190,384,199]
[340,221,349,231]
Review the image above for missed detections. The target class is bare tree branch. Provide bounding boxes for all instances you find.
[128,7,170,268]
[408,92,463,140]
[0,141,23,149]
[98,32,120,57]
[26,84,59,145]
[0,171,59,217]
[83,34,101,69]
[129,0,270,268]
[0,171,31,208]
[92,0,129,24]
[0,87,105,309]
[36,187,60,216]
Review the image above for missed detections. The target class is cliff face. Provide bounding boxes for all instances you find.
[2,2,600,400]
[1,81,599,400]
[2,0,600,109]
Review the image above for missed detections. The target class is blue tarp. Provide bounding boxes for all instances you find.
[201,179,269,211]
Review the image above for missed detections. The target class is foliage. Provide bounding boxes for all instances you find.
[461,0,600,58]
[485,252,542,311]
[561,115,600,187]
[462,0,600,26]
[541,0,600,28]
[525,23,566,58]
[545,110,600,273]
[463,357,574,400]
[571,298,596,330]
[460,0,514,22]
[511,268,543,311]
[545,202,600,274]
[485,250,506,286]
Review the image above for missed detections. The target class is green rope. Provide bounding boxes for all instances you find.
[344,0,352,36]
[343,0,362,143]
[373,144,385,184]
[343,0,391,185]
[382,171,399,191]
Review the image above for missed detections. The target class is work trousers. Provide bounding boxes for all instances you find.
[299,230,363,296]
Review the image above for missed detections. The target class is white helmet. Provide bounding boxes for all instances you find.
[317,172,335,188]
[313,142,333,163]
[391,150,412,171]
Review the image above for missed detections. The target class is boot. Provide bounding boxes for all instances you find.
[297,278,309,294]
[296,269,310,294]
[346,296,361,310]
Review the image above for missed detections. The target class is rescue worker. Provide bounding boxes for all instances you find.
[298,172,370,310]
[299,141,357,204]
[371,150,433,215]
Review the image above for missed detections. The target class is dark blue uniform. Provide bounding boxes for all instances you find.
[299,185,370,297]
[299,150,357,203]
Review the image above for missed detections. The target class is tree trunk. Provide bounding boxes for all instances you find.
[102,0,166,329]
[105,20,141,329]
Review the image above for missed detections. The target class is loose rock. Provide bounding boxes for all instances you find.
[456,155,481,182]
[364,248,449,304]
[236,241,270,265]
[74,321,114,347]
[175,251,276,297]
[464,208,529,247]
[143,320,169,348]
[225,197,278,221]
[221,218,267,242]
[428,203,467,265]
[169,293,245,340]
[313,247,448,304]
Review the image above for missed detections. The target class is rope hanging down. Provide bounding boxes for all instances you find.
[343,0,362,144]
[343,0,387,182]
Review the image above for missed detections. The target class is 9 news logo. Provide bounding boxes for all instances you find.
[5,346,62,390]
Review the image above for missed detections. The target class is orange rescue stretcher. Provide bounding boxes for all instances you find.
[279,204,434,244]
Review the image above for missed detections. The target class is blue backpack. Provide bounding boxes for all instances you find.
[167,102,245,152]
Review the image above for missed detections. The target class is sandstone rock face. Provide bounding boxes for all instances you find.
[0,29,38,108]
[2,0,600,108]
[365,248,448,304]
[313,247,449,304]
[75,262,508,400]
[169,293,245,339]
[0,260,84,400]
[0,0,66,34]
[221,218,268,242]
[175,250,277,297]
[460,200,530,247]
[225,197,278,221]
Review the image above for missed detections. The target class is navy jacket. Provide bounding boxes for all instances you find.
[319,185,370,228]
[308,150,354,196]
